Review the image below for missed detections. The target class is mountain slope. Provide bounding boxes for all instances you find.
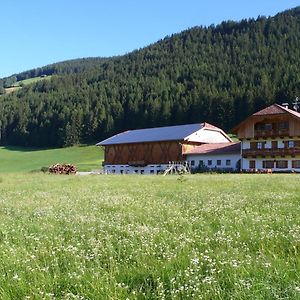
[1,7,300,147]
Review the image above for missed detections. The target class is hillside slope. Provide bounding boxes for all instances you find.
[0,7,300,147]
[0,145,103,173]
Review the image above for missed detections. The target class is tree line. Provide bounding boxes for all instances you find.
[0,7,300,147]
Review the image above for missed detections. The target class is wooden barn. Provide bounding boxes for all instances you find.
[97,123,232,174]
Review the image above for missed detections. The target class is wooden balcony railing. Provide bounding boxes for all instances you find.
[254,129,289,138]
[243,148,300,157]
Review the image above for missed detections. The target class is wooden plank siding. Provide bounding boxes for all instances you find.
[103,141,202,165]
[236,114,300,139]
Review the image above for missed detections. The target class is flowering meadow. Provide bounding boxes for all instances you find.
[0,173,299,299]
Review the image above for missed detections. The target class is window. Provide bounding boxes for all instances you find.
[249,160,256,169]
[265,123,272,130]
[217,160,221,166]
[120,170,123,174]
[226,159,231,166]
[288,140,295,148]
[255,123,264,130]
[292,160,300,168]
[208,160,212,166]
[150,170,154,174]
[276,160,288,169]
[191,160,195,166]
[141,170,144,174]
[265,142,271,149]
[257,142,263,149]
[255,123,272,130]
[262,160,274,169]
[278,121,289,130]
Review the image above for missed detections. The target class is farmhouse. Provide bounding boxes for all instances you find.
[184,142,241,171]
[233,103,300,172]
[97,123,233,174]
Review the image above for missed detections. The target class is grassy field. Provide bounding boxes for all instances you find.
[0,173,299,299]
[0,145,103,173]
[4,76,53,94]
[13,76,53,87]
[3,86,22,94]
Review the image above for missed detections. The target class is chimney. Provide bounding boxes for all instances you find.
[293,97,300,112]
[281,103,289,109]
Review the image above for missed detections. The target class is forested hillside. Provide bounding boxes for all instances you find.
[1,7,300,147]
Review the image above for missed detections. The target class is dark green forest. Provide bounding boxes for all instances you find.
[1,7,300,147]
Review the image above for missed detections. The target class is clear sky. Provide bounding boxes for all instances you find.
[1,0,299,78]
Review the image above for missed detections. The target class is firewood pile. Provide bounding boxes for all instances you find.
[49,163,77,174]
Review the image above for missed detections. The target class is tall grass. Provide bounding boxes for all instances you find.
[0,173,299,299]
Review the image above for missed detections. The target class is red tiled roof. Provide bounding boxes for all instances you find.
[253,104,300,118]
[280,104,300,119]
[202,122,221,130]
[232,104,300,133]
[184,142,241,155]
[253,104,286,116]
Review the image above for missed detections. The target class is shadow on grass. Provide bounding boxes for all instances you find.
[1,144,98,152]
[1,145,57,152]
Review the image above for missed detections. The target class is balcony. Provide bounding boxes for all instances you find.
[243,148,300,158]
[254,129,290,138]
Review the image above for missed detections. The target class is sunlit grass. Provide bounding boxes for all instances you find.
[0,173,299,299]
[0,145,103,173]
[13,76,53,87]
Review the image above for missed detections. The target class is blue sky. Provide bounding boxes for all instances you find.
[1,0,299,78]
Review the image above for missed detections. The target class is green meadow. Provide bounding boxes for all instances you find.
[0,145,103,173]
[0,173,299,299]
[14,76,53,87]
[4,76,53,94]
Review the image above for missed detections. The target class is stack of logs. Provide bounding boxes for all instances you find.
[49,163,77,175]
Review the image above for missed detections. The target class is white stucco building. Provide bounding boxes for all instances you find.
[184,142,241,171]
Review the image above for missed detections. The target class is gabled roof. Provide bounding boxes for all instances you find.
[280,104,300,119]
[184,142,241,155]
[97,122,231,146]
[252,104,287,116]
[232,104,300,133]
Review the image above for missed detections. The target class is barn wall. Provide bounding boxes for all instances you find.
[181,142,201,153]
[104,141,187,165]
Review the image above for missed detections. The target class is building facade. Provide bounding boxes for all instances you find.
[97,123,233,174]
[184,142,241,171]
[233,104,300,172]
